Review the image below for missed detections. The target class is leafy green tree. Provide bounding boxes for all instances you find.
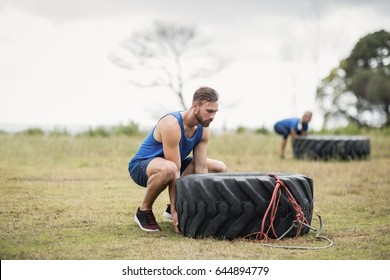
[317,29,390,128]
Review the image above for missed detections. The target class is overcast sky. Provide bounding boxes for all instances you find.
[1,0,389,131]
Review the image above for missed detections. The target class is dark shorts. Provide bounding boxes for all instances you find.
[128,157,193,187]
[274,123,290,139]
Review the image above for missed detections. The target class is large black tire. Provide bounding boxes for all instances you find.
[176,173,313,240]
[293,135,370,161]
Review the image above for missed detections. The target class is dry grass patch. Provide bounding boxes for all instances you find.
[0,133,389,259]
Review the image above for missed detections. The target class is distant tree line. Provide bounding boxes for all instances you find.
[2,122,390,137]
[2,121,141,137]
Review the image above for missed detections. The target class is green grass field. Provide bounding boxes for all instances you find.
[0,132,389,259]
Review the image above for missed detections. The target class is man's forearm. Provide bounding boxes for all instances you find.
[168,171,180,211]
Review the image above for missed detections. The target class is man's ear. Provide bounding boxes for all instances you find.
[192,102,199,111]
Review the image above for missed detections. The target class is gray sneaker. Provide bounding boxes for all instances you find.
[134,208,161,232]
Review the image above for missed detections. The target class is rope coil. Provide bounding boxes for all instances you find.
[241,174,333,250]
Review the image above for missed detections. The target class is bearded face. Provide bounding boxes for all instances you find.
[195,101,219,127]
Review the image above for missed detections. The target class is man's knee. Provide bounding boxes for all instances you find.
[213,160,228,173]
[161,160,178,180]
[148,159,178,185]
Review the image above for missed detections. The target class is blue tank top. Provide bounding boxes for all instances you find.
[129,112,204,171]
[275,118,308,132]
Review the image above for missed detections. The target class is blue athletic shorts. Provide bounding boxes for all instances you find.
[274,123,290,139]
[128,157,193,187]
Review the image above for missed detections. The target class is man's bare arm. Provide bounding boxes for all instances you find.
[157,116,182,232]
[193,127,210,174]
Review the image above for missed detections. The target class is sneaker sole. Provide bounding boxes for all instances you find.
[163,211,173,220]
[134,215,160,232]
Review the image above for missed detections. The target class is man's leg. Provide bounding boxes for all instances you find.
[206,158,228,173]
[134,157,177,232]
[181,158,227,176]
[141,157,177,211]
[280,138,287,158]
[274,124,289,159]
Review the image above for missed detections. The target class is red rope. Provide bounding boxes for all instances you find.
[249,174,309,241]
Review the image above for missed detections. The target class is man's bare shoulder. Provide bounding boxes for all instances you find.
[154,114,181,142]
[158,114,180,130]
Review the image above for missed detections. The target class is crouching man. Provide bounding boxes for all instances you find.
[128,86,227,233]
